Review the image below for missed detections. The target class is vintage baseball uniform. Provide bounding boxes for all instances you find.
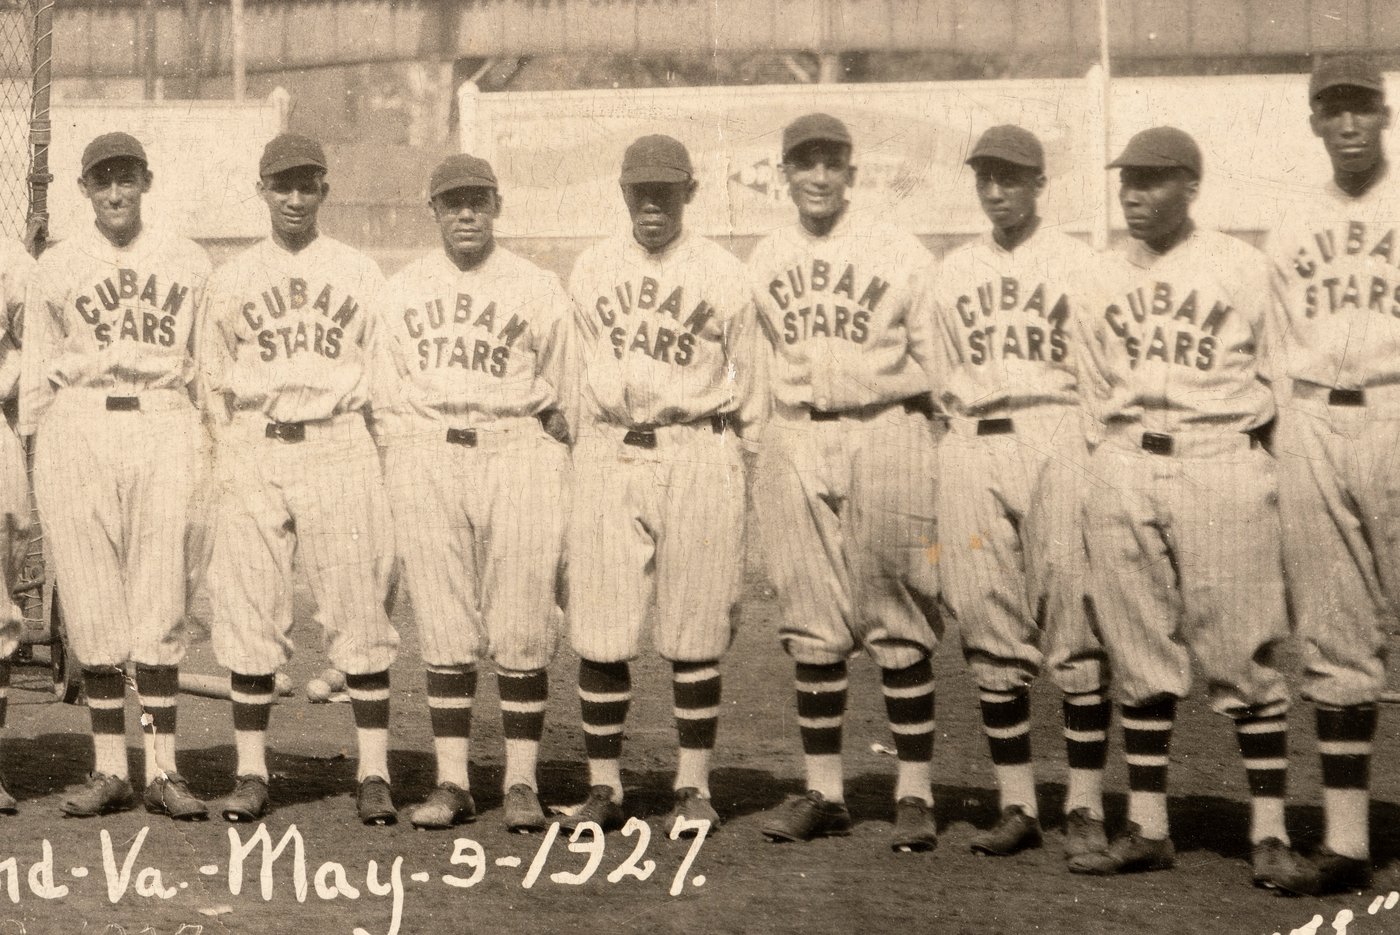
[201,234,398,677]
[1267,170,1400,708]
[0,239,32,661]
[380,245,575,672]
[21,224,210,668]
[1077,227,1288,716]
[926,226,1107,695]
[747,209,941,670]
[567,229,758,663]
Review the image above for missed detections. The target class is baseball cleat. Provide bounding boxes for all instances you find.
[503,783,548,834]
[60,773,137,818]
[667,787,721,837]
[1068,822,1175,875]
[1272,846,1373,897]
[1251,838,1315,895]
[890,796,938,852]
[408,782,476,830]
[143,772,209,821]
[221,774,270,823]
[1063,807,1109,861]
[759,790,852,843]
[357,776,398,826]
[560,785,624,834]
[0,777,17,816]
[970,804,1043,856]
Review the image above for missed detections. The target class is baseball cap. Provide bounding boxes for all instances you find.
[619,135,693,185]
[1107,126,1203,178]
[429,154,498,198]
[1310,55,1385,102]
[259,133,327,177]
[81,132,146,175]
[782,113,852,160]
[966,125,1044,169]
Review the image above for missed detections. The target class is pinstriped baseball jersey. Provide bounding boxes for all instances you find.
[379,244,575,671]
[924,226,1105,695]
[22,224,210,668]
[566,229,755,663]
[0,239,32,659]
[0,238,34,403]
[202,234,398,677]
[747,211,935,413]
[568,230,762,433]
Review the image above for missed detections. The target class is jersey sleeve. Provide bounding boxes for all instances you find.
[902,247,939,401]
[535,272,582,443]
[722,272,767,442]
[361,266,405,444]
[18,256,62,436]
[194,267,238,431]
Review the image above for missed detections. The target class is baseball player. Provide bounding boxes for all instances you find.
[747,114,941,851]
[562,134,758,833]
[1266,55,1400,895]
[200,133,400,826]
[379,153,576,832]
[0,235,34,815]
[922,125,1111,860]
[20,132,210,820]
[1068,127,1310,890]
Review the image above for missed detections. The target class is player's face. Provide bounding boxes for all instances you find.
[783,141,855,222]
[433,186,499,263]
[622,181,694,253]
[1311,86,1391,176]
[1118,166,1197,249]
[258,166,328,240]
[79,157,151,243]
[972,159,1044,233]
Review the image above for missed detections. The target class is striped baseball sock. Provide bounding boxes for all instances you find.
[673,661,721,796]
[796,661,847,803]
[426,665,476,790]
[881,659,935,804]
[980,686,1036,817]
[0,659,10,730]
[346,671,391,783]
[84,667,128,779]
[579,660,630,800]
[1234,703,1289,844]
[1316,703,1376,860]
[230,673,276,780]
[1063,690,1111,819]
[1122,696,1175,840]
[135,665,178,784]
[499,669,547,792]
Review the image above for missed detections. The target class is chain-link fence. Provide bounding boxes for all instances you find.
[0,0,46,249]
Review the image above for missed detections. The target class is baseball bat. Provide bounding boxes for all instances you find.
[1379,690,1400,704]
[176,671,293,700]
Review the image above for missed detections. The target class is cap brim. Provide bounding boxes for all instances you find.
[83,153,146,174]
[261,157,326,177]
[783,135,851,159]
[430,180,496,198]
[619,167,691,184]
[1107,156,1178,169]
[1312,80,1384,100]
[966,152,1042,169]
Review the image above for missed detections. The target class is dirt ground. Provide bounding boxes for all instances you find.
[0,562,1396,935]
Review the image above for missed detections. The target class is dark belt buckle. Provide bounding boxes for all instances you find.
[710,413,730,435]
[265,421,306,443]
[902,395,936,419]
[977,418,1014,436]
[623,429,656,449]
[106,396,139,412]
[446,427,478,447]
[1141,432,1174,456]
[809,408,841,422]
[1328,388,1365,407]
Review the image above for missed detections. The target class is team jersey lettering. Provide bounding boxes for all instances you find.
[401,292,527,378]
[239,278,360,362]
[73,268,188,349]
[767,259,884,345]
[1286,221,1400,318]
[591,276,713,367]
[1103,280,1230,371]
[955,276,1070,365]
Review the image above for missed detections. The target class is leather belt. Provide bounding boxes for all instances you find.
[622,414,729,448]
[265,421,307,442]
[976,418,1014,436]
[1328,388,1365,407]
[807,395,935,422]
[106,396,140,412]
[446,427,478,447]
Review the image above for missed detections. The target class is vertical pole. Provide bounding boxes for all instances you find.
[1094,0,1112,251]
[231,0,246,101]
[27,0,53,256]
[457,80,479,154]
[142,0,157,100]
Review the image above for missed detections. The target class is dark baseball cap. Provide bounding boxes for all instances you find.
[81,132,147,175]
[1310,55,1385,102]
[619,135,693,185]
[967,125,1044,170]
[429,154,498,198]
[259,133,327,177]
[1108,126,1203,178]
[782,113,852,160]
